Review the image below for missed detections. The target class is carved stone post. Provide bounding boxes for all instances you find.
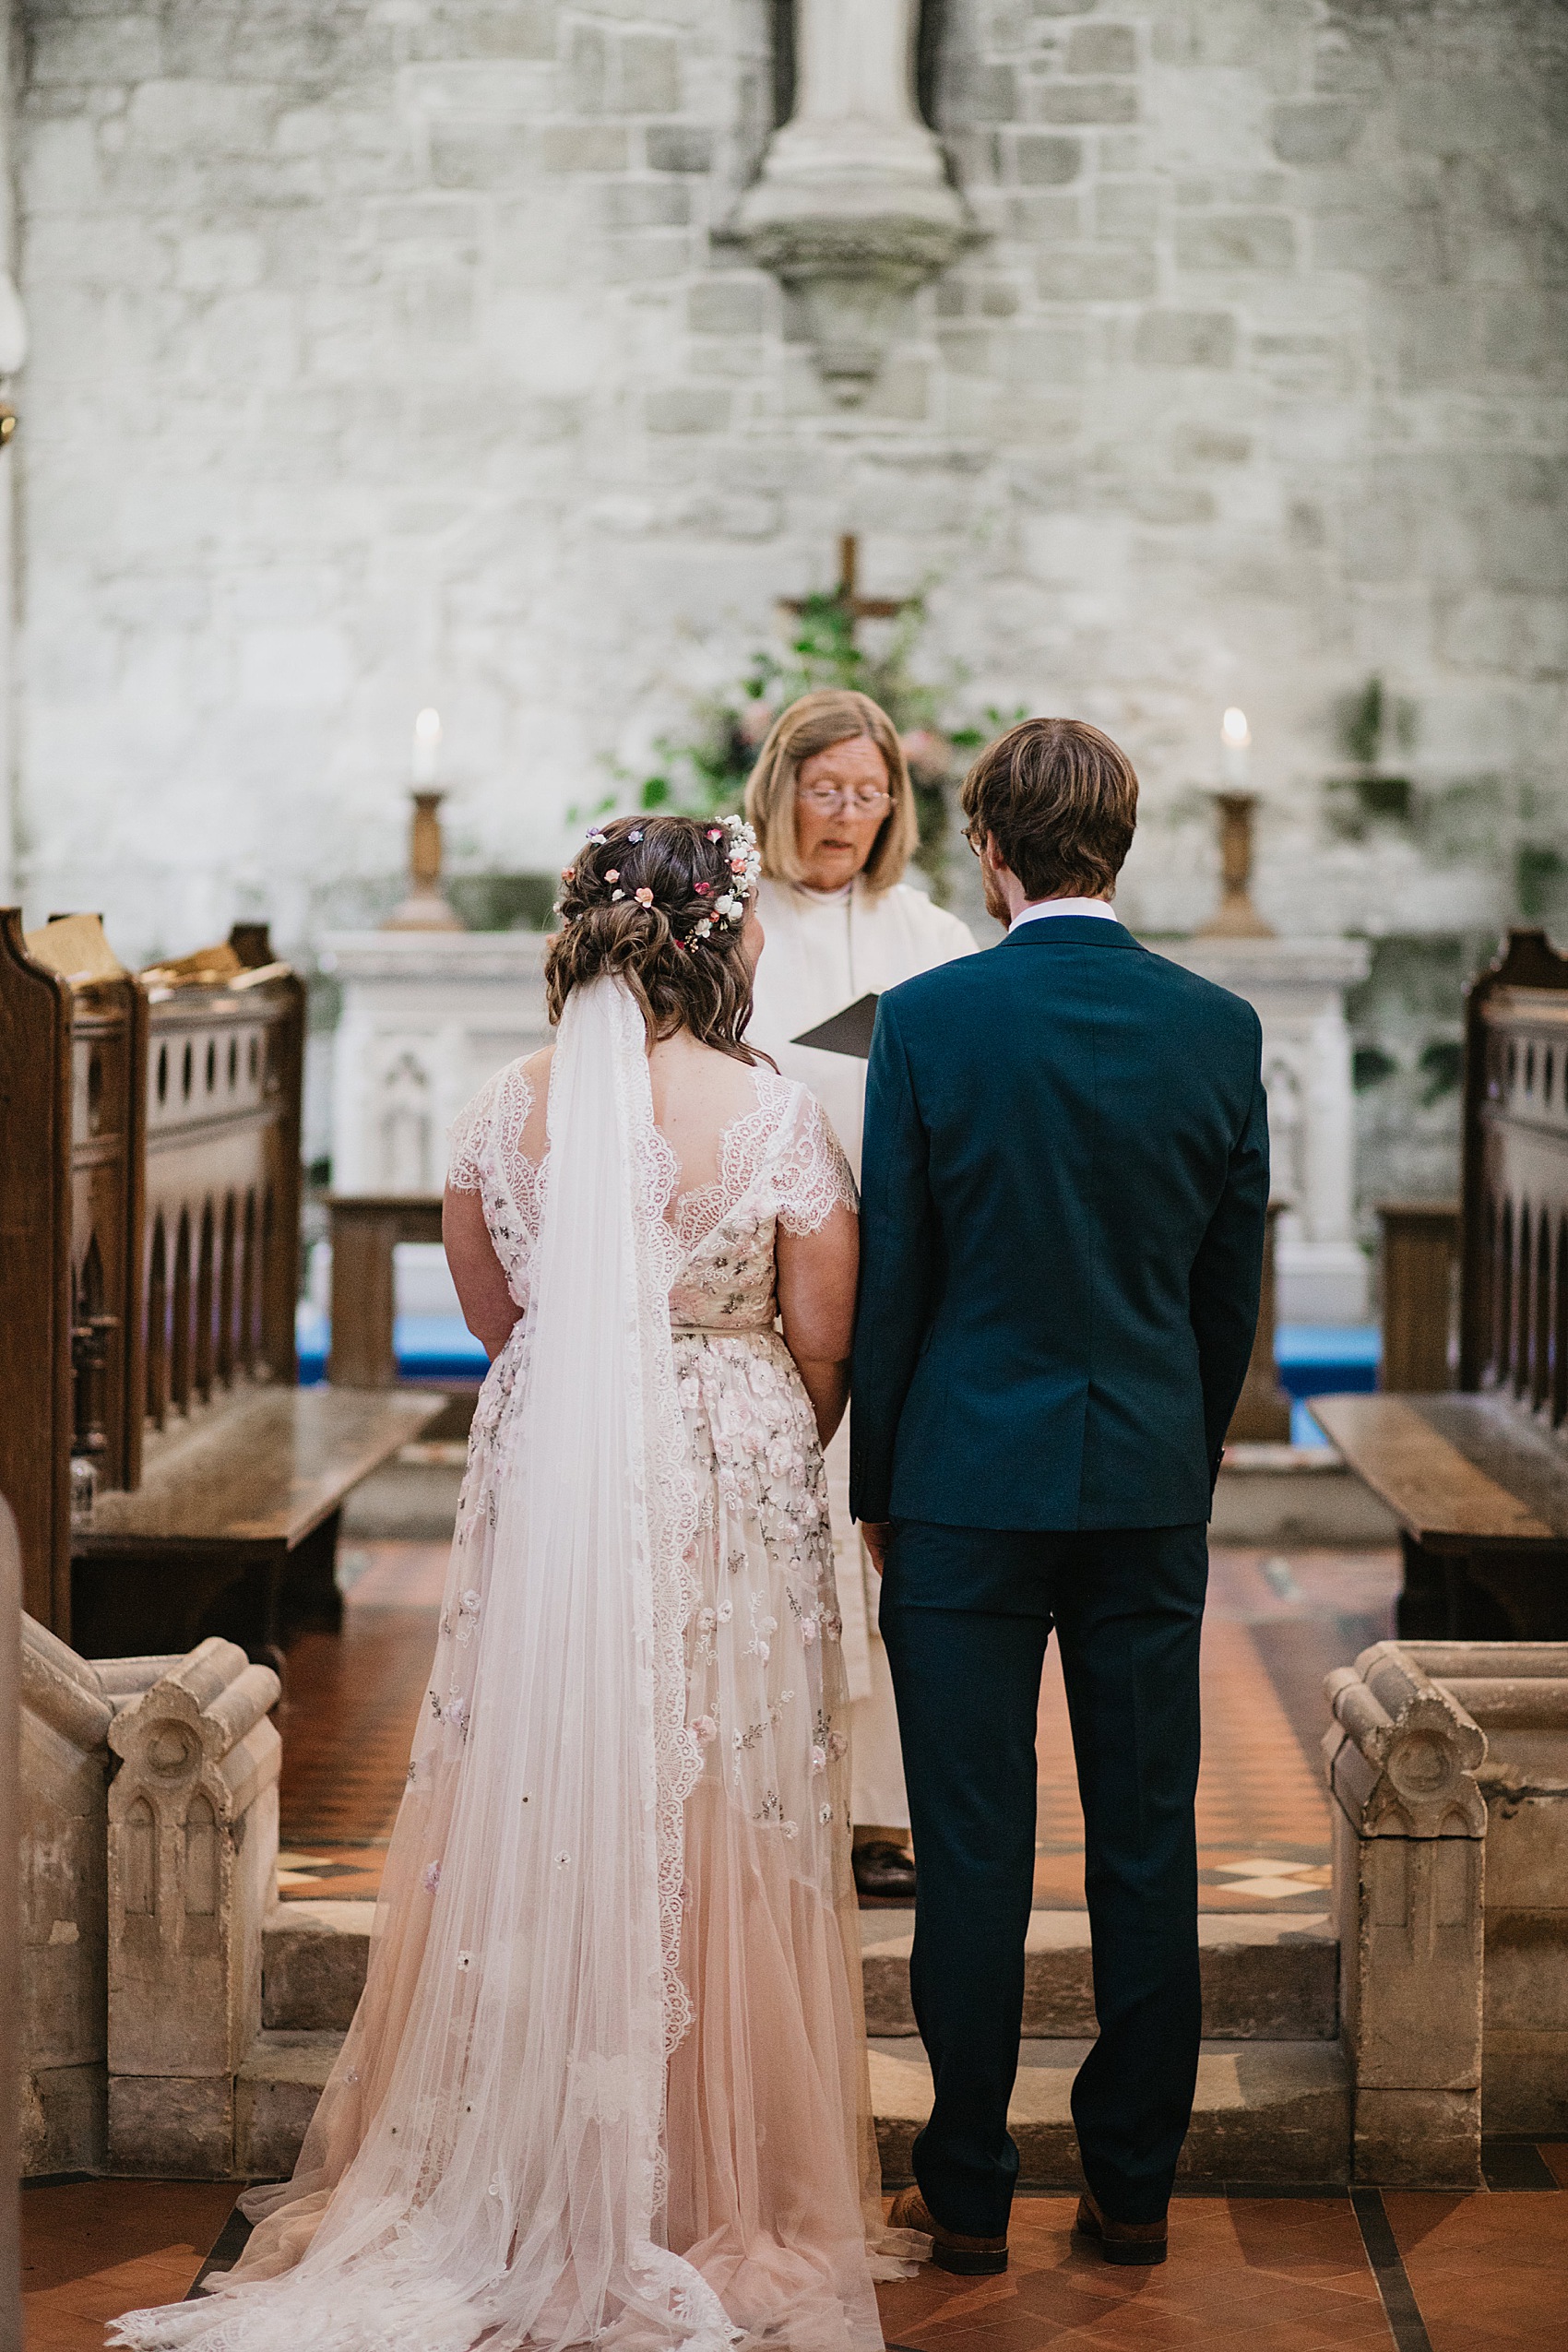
[106,1636,280,2175]
[1324,1642,1487,2184]
[18,1610,115,2174]
[737,0,968,400]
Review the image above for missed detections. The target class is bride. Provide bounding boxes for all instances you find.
[112,812,917,2352]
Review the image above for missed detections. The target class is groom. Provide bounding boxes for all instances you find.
[851,718,1267,2271]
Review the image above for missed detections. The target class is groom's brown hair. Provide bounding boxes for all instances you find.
[960,718,1137,901]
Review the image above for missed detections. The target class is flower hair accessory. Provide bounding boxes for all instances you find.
[556,812,762,952]
[682,814,760,953]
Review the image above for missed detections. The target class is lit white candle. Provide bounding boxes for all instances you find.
[1220,706,1251,789]
[412,707,442,785]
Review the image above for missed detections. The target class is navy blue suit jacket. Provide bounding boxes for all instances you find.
[849,914,1268,1532]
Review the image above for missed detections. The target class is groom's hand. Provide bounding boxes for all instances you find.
[860,1521,891,1574]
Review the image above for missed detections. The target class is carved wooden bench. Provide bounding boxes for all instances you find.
[1313,931,1568,1638]
[0,910,442,1661]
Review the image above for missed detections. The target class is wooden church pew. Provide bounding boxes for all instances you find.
[1313,930,1568,1638]
[0,910,441,1662]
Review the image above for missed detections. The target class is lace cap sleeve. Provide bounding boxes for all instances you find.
[447,1069,504,1192]
[772,1084,859,1237]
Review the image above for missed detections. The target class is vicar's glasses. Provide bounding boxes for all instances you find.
[796,784,893,815]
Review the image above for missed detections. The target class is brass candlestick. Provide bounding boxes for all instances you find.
[1197,791,1274,940]
[384,790,464,932]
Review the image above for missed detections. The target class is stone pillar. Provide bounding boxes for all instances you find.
[1407,1641,1568,2136]
[18,1610,116,2175]
[1324,1641,1487,2184]
[106,1637,280,2176]
[0,0,25,906]
[1164,935,1372,1322]
[735,0,968,400]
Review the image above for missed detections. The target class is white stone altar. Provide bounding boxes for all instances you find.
[322,931,551,1196]
[1163,935,1372,1325]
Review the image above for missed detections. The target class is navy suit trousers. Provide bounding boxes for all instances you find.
[878,1519,1208,2233]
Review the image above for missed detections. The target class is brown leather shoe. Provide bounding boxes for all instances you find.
[888,2184,1008,2275]
[854,1840,917,1904]
[1073,2190,1168,2267]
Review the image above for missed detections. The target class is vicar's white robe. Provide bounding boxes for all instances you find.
[750,875,980,1831]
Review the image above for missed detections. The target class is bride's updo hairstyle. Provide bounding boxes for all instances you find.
[546,812,768,1063]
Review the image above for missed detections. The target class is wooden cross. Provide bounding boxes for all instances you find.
[782,533,912,641]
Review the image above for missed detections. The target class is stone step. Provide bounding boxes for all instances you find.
[263,1900,375,2030]
[235,2028,343,2180]
[265,1903,1337,2043]
[233,2024,1352,2189]
[871,2037,1350,2187]
[861,1911,1337,2040]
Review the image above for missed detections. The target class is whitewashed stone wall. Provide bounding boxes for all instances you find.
[11,0,1567,971]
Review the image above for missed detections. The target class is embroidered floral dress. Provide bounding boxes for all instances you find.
[109,1003,907,2352]
[445,1056,886,2346]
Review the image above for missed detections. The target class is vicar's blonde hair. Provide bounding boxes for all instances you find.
[744,690,919,893]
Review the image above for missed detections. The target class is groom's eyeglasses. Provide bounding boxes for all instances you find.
[797,786,893,815]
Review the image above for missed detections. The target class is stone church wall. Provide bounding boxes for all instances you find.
[10,0,1568,1195]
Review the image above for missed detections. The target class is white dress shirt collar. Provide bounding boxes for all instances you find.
[1009,896,1120,932]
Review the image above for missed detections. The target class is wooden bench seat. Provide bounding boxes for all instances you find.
[1312,930,1568,1640]
[1309,1392,1568,1636]
[71,1382,442,1658]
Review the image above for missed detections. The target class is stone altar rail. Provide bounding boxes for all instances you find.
[18,1612,279,2179]
[1325,1639,1568,2185]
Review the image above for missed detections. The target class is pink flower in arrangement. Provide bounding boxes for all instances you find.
[628,829,643,843]
[692,1715,718,1745]
[695,881,711,896]
[707,826,724,840]
[635,887,654,907]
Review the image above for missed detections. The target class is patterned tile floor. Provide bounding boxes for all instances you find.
[279,1538,1400,1908]
[23,2175,1568,2350]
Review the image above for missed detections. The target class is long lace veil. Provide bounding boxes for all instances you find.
[112,974,736,2352]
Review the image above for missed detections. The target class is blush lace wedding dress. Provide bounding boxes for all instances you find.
[112,975,912,2352]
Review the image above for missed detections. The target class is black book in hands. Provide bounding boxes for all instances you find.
[790,993,880,1061]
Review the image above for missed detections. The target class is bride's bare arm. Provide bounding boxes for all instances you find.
[444,1184,521,1360]
[776,1204,859,1448]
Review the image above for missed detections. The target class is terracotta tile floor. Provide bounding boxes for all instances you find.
[25,2178,1568,2351]
[20,2178,236,2348]
[1385,2184,1568,2350]
[279,1540,1399,1908]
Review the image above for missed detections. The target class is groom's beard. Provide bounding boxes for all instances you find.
[980,854,1011,930]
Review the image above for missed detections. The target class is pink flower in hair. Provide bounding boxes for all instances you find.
[635,886,654,907]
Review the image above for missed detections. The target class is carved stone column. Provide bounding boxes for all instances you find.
[737,0,968,401]
[1324,1642,1487,2183]
[18,1610,116,2174]
[106,1636,280,2175]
